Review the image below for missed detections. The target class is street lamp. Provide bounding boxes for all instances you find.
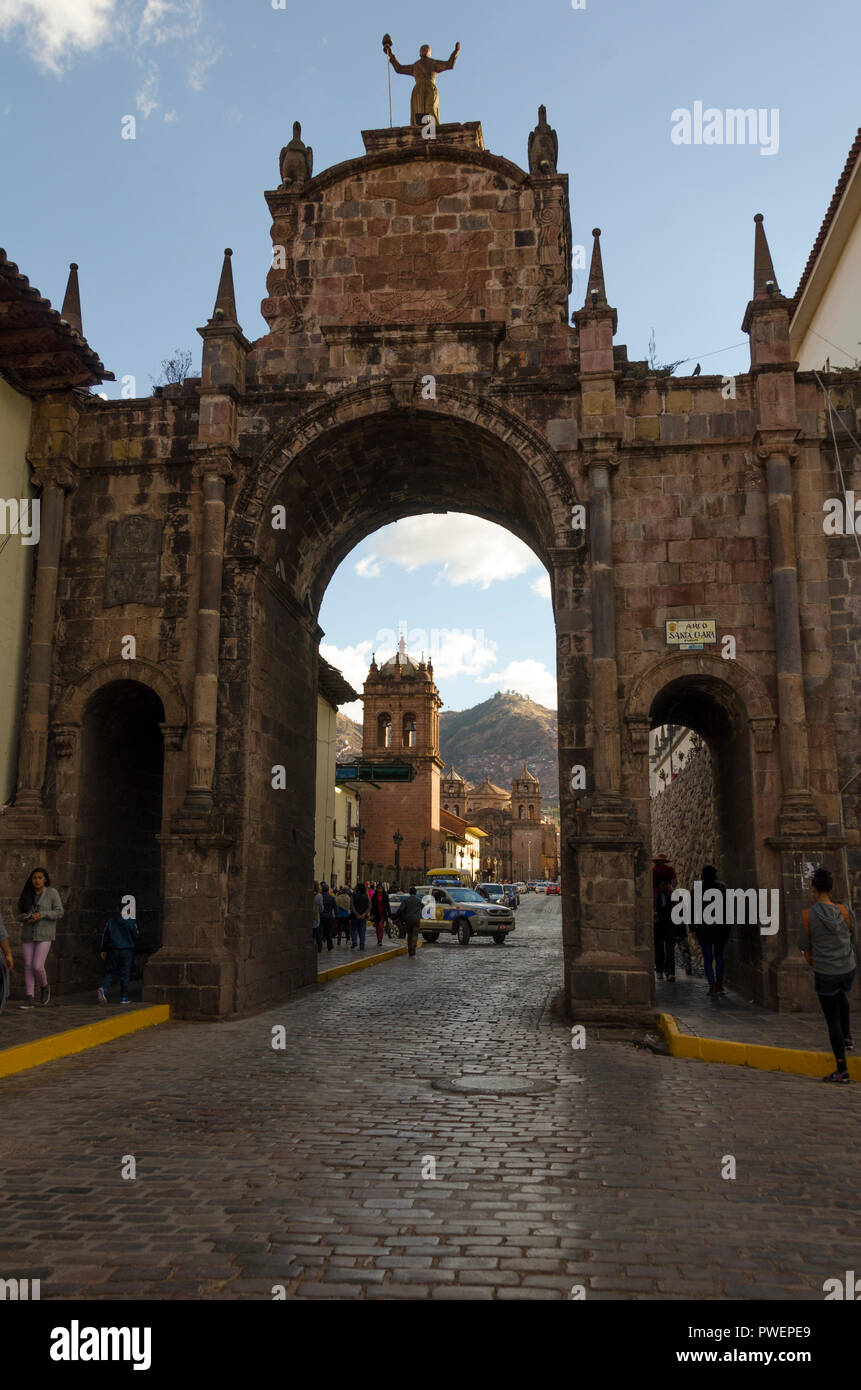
[393,828,404,889]
[421,837,430,877]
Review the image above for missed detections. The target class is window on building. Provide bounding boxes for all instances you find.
[378,713,392,749]
[518,805,525,820]
[453,805,459,817]
[403,712,417,748]
[528,805,535,820]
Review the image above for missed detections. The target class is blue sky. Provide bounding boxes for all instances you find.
[2,0,858,716]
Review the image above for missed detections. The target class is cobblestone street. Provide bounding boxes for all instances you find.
[1,896,858,1301]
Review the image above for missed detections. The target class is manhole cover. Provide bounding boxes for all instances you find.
[432,1074,555,1096]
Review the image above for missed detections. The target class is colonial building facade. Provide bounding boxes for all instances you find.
[0,107,857,1018]
[442,763,558,881]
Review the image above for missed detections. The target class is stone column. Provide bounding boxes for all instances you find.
[15,480,66,806]
[588,457,623,802]
[759,444,816,824]
[184,464,230,811]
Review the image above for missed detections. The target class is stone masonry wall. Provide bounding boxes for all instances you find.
[650,743,721,892]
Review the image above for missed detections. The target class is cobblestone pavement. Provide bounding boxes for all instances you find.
[1,897,857,1301]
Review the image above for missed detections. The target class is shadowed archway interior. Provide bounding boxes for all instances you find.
[649,674,759,992]
[75,681,165,986]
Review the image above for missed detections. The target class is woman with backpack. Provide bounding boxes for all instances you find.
[16,866,64,1009]
[801,866,858,1083]
[334,886,352,945]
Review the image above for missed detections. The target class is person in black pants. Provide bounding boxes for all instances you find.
[653,859,677,981]
[801,866,858,1084]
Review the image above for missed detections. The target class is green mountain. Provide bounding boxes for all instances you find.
[336,692,559,817]
[439,692,559,816]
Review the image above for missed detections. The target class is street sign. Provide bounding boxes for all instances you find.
[336,763,415,784]
[665,619,716,651]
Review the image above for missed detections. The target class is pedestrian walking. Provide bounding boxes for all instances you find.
[652,855,677,981]
[16,867,63,1009]
[0,906,13,1015]
[370,882,390,947]
[351,881,370,950]
[314,882,336,953]
[801,866,858,1084]
[695,864,729,996]
[98,905,139,1004]
[394,886,423,957]
[335,886,352,944]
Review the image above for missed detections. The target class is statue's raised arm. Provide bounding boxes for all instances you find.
[431,42,460,73]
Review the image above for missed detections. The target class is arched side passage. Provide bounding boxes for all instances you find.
[623,653,782,1006]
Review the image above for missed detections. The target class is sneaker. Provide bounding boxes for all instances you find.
[19,995,35,1010]
[97,988,107,1004]
[823,1070,850,1084]
[655,971,664,980]
[120,997,131,1005]
[40,984,51,1005]
[716,980,726,994]
[845,1038,854,1051]
[666,975,675,982]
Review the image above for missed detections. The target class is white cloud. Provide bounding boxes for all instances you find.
[137,0,198,45]
[355,555,381,579]
[319,640,373,723]
[136,61,159,116]
[163,106,178,121]
[476,659,557,710]
[530,574,552,599]
[0,0,116,74]
[373,515,540,591]
[187,30,220,92]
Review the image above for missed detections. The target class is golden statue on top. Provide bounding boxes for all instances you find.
[383,34,461,127]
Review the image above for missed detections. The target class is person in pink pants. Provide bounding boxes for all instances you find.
[16,867,64,1009]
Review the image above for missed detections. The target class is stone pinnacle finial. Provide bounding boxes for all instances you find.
[211,248,237,323]
[585,228,607,306]
[61,262,83,336]
[752,213,780,298]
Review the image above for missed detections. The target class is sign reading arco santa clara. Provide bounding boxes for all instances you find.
[665,619,716,651]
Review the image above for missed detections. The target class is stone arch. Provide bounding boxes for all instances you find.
[53,658,188,745]
[624,651,776,756]
[227,380,579,566]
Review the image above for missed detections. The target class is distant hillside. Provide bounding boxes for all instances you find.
[440,692,559,816]
[336,692,559,817]
[336,711,363,761]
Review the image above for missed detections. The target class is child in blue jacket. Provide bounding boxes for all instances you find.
[98,907,138,1005]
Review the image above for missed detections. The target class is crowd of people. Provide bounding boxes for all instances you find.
[312,881,425,958]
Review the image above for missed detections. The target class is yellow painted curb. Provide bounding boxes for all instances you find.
[0,1005,171,1080]
[658,1012,861,1080]
[318,939,423,984]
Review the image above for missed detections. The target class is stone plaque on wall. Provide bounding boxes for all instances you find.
[104,515,162,607]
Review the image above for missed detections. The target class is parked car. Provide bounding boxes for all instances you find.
[502,883,520,908]
[415,885,515,945]
[545,882,560,895]
[525,881,538,894]
[476,882,506,905]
